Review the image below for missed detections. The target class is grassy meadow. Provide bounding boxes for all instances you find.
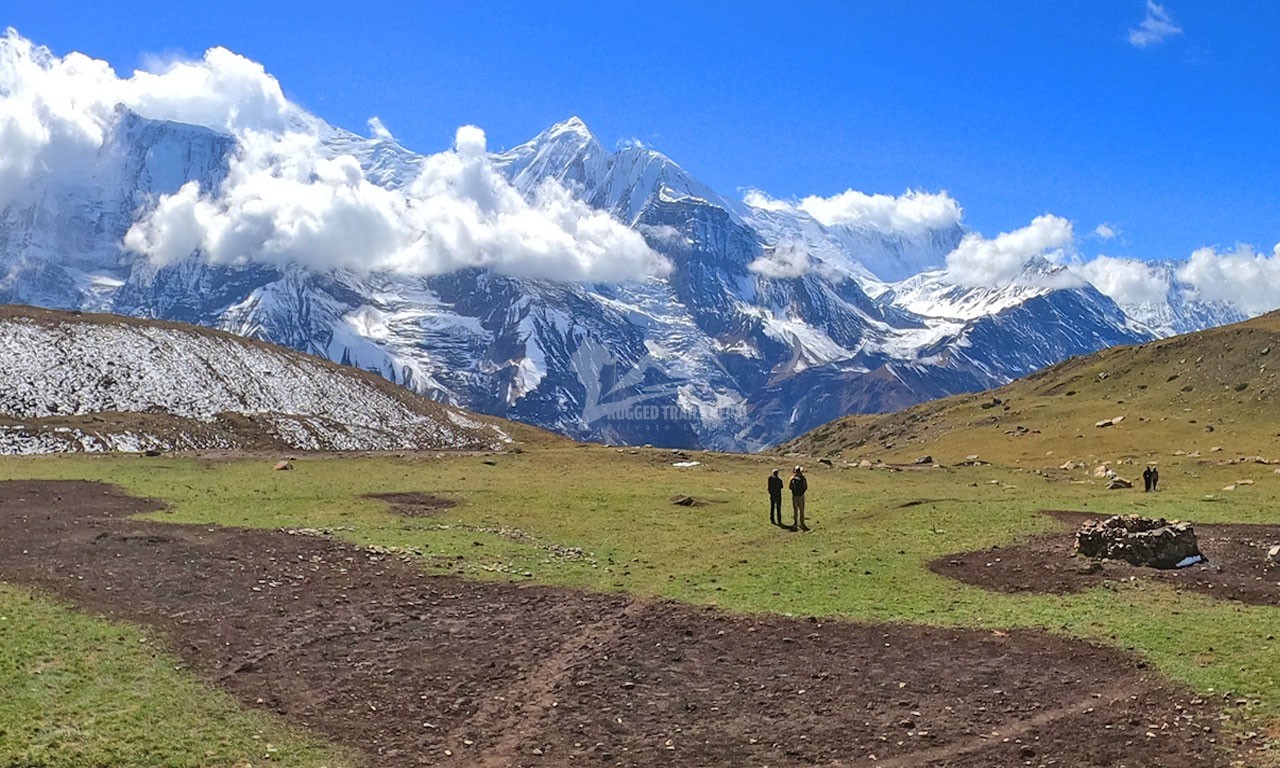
[3,444,1280,763]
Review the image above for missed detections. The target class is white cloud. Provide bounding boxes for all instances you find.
[944,214,1080,288]
[1073,254,1169,306]
[1094,223,1117,239]
[124,125,670,281]
[0,29,667,283]
[745,188,963,238]
[741,189,795,213]
[637,223,689,247]
[1175,244,1280,315]
[367,116,393,141]
[748,242,811,279]
[1128,1,1183,48]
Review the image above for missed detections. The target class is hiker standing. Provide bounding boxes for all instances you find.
[767,469,784,526]
[1151,467,1160,491]
[1143,467,1153,493]
[789,466,809,531]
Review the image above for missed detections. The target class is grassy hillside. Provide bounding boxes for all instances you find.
[784,310,1280,467]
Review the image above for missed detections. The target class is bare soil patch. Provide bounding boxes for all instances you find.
[931,510,1280,606]
[365,491,458,517]
[0,482,1235,767]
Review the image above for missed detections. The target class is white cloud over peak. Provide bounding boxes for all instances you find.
[1,29,667,283]
[367,116,394,141]
[744,188,963,238]
[1176,244,1280,315]
[1074,254,1169,306]
[944,214,1080,288]
[748,242,811,279]
[124,125,670,281]
[1128,1,1183,48]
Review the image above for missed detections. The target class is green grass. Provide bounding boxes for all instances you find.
[0,583,353,767]
[4,446,1280,759]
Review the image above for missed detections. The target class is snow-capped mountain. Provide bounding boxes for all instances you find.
[1105,261,1249,337]
[0,307,511,454]
[0,106,1245,451]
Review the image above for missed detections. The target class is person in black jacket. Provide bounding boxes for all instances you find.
[1151,466,1160,491]
[767,469,784,526]
[1143,466,1153,493]
[789,466,809,531]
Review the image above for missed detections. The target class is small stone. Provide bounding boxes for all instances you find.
[273,460,293,471]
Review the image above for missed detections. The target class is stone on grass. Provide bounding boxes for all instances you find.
[1076,515,1203,569]
[273,460,293,471]
[1107,477,1133,490]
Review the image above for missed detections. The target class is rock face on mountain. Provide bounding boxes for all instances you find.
[0,111,1243,450]
[0,307,510,454]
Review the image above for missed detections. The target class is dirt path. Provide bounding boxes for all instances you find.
[0,481,1235,766]
[931,509,1280,605]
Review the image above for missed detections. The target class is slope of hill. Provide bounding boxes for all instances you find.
[784,310,1280,466]
[0,306,520,454]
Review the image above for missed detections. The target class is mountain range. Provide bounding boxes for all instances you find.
[0,105,1250,450]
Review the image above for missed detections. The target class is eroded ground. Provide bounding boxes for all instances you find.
[0,482,1236,766]
[932,510,1280,606]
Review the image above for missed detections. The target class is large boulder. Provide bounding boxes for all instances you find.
[1076,515,1203,569]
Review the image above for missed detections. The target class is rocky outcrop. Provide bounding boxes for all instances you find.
[1076,515,1203,569]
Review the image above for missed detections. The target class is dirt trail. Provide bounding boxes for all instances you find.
[0,481,1232,767]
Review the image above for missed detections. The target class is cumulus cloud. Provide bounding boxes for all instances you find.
[944,214,1081,288]
[124,125,670,281]
[367,116,393,141]
[1073,254,1169,306]
[744,188,962,238]
[1175,244,1280,315]
[0,27,296,207]
[1,29,667,283]
[748,242,811,279]
[1094,223,1117,240]
[1128,1,1182,48]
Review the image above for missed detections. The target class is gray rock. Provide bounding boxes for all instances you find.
[1076,515,1203,569]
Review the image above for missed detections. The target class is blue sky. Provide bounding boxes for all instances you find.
[5,1,1278,264]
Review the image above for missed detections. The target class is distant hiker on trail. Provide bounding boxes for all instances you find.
[1143,467,1153,493]
[1151,467,1160,491]
[789,466,809,531]
[768,469,784,526]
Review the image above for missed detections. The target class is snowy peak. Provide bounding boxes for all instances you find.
[546,115,595,140]
[494,117,735,224]
[496,116,610,194]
